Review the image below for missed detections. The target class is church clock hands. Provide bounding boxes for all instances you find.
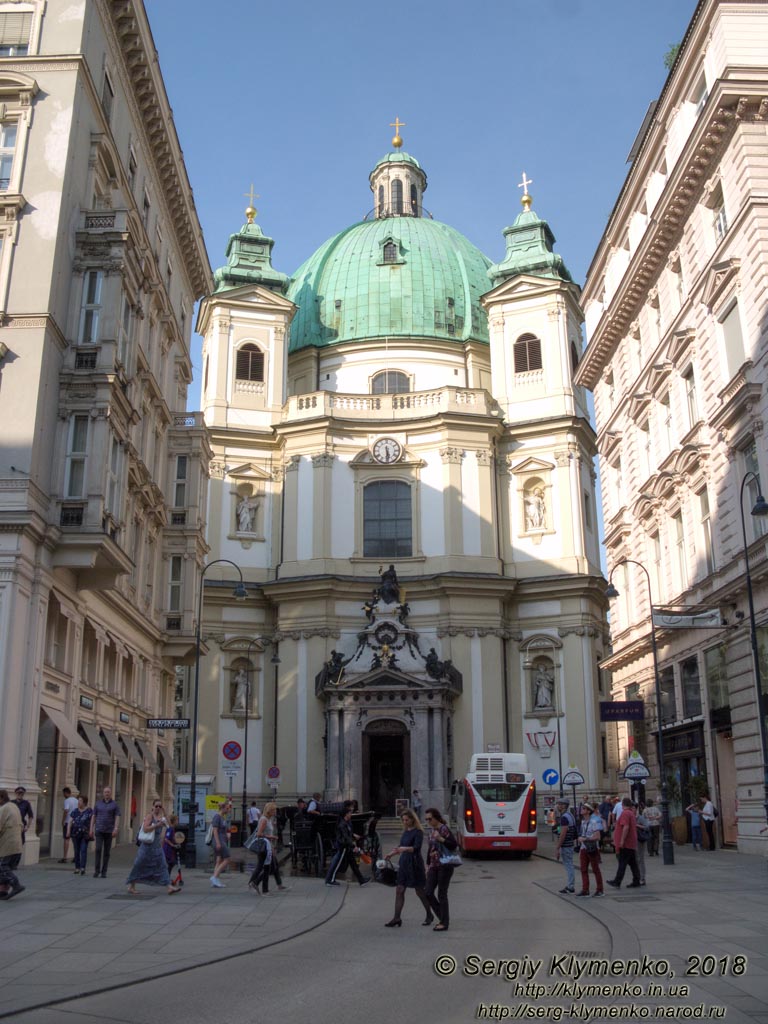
[372,437,402,464]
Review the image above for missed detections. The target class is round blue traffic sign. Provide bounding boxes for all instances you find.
[543,769,559,787]
[222,741,242,761]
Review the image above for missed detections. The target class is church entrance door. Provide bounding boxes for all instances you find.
[362,720,410,814]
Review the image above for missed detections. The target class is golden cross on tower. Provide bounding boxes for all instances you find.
[243,183,260,224]
[517,171,533,210]
[389,117,406,149]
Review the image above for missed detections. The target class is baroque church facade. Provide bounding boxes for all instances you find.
[193,136,610,813]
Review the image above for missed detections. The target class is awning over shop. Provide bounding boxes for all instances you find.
[134,738,159,772]
[100,728,129,769]
[41,704,91,757]
[156,740,176,774]
[119,733,143,771]
[78,722,111,766]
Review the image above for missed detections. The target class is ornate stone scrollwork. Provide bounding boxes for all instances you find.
[439,447,465,464]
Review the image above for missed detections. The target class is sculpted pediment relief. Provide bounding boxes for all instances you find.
[338,668,437,691]
[227,461,272,481]
[701,258,740,313]
[509,456,554,476]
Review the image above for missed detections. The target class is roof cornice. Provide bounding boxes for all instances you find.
[576,82,768,388]
[103,1,211,299]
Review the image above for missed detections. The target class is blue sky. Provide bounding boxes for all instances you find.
[145,0,695,405]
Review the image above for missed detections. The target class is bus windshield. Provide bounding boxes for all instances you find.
[473,783,528,803]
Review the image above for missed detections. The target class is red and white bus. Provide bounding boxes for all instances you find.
[449,753,537,856]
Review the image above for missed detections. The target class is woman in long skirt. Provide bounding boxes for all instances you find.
[127,800,181,896]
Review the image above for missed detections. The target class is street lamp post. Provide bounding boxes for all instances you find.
[186,559,248,868]
[605,559,674,865]
[738,472,768,827]
[240,637,280,850]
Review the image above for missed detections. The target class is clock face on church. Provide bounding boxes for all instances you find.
[372,437,402,464]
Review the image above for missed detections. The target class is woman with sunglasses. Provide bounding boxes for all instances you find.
[126,800,181,896]
[384,808,432,928]
[424,808,458,931]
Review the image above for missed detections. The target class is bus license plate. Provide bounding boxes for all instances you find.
[492,840,511,847]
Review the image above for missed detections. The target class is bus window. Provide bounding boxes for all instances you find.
[473,783,529,803]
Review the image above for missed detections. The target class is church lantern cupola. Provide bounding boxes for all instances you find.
[369,118,428,219]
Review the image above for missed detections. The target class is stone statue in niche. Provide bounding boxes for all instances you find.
[525,488,546,531]
[236,495,258,533]
[232,668,249,711]
[377,564,400,605]
[533,664,554,709]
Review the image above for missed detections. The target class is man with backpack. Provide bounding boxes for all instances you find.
[554,797,577,894]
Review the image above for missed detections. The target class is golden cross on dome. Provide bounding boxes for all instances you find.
[518,171,533,209]
[389,117,406,149]
[243,183,260,223]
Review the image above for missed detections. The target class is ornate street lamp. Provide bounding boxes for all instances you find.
[240,636,280,849]
[738,472,768,828]
[605,559,674,865]
[186,560,247,868]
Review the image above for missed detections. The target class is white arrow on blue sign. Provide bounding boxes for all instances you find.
[542,769,559,786]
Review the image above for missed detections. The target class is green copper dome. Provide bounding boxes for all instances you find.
[287,216,492,352]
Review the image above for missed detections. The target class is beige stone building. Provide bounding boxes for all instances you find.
[576,0,768,851]
[0,0,210,861]
[193,143,609,819]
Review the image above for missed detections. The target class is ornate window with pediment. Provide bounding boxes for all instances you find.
[363,480,412,558]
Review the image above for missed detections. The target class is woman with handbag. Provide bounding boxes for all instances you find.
[424,808,460,932]
[126,800,181,895]
[384,808,432,928]
[248,802,289,895]
[67,795,93,876]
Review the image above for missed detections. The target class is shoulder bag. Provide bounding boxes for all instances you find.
[137,823,155,844]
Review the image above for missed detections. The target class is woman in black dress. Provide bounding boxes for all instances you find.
[424,808,459,931]
[384,808,433,927]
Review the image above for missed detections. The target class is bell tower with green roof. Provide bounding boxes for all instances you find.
[482,174,589,428]
[197,195,295,432]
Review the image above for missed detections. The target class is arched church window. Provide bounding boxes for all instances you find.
[363,480,412,558]
[513,333,542,374]
[378,183,384,214]
[382,241,398,264]
[372,370,410,394]
[235,343,264,382]
[410,184,418,213]
[391,179,403,215]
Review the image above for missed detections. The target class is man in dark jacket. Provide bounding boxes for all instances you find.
[607,797,642,888]
[324,809,370,887]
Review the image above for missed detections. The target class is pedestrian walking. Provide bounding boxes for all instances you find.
[424,808,459,930]
[412,790,424,820]
[384,808,432,927]
[324,807,370,887]
[126,800,181,896]
[247,801,260,835]
[700,795,717,851]
[635,803,649,885]
[0,789,25,900]
[686,801,703,850]
[209,799,232,889]
[59,787,78,863]
[67,795,93,875]
[607,797,641,889]
[11,787,34,869]
[575,802,604,898]
[89,786,121,878]
[644,799,661,856]
[248,802,288,894]
[162,814,183,886]
[554,797,577,894]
